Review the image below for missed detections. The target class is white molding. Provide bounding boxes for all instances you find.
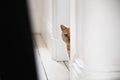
[70,57,85,80]
[69,0,77,61]
[69,0,78,80]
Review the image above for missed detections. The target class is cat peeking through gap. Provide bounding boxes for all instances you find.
[60,25,70,59]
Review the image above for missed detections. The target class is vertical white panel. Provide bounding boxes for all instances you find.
[69,0,80,80]
[83,1,120,79]
[70,0,120,80]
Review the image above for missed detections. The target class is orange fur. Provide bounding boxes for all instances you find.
[60,25,70,59]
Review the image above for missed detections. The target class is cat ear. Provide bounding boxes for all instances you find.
[60,25,67,31]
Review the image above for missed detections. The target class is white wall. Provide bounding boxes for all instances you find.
[82,1,120,79]
[27,0,42,33]
[39,0,57,60]
[71,0,120,80]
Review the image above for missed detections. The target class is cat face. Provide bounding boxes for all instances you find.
[60,25,70,44]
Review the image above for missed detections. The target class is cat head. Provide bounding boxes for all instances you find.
[60,25,70,44]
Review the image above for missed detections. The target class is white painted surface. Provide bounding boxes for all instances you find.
[27,0,42,33]
[34,49,48,80]
[70,0,120,80]
[38,0,57,60]
[70,0,86,80]
[52,0,70,61]
[69,0,80,80]
[28,0,70,61]
[39,0,70,61]
[34,35,70,80]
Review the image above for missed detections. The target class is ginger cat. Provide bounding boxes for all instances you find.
[60,25,70,59]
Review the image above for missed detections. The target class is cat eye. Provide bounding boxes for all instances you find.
[64,34,68,37]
